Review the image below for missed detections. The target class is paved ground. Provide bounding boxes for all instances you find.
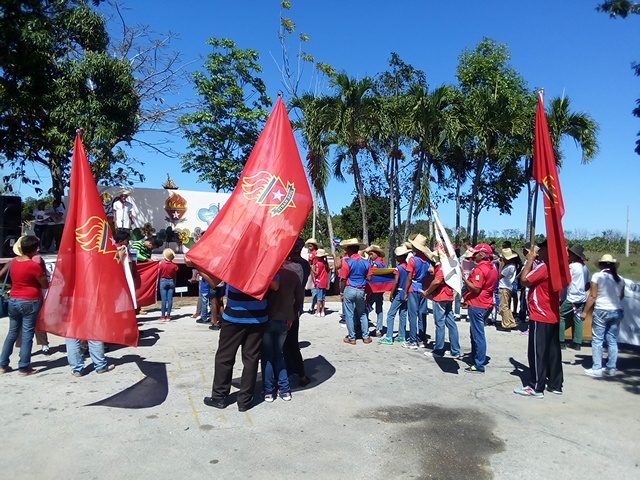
[1,301,639,480]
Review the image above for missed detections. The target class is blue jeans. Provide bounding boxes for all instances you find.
[311,287,318,310]
[65,338,107,373]
[0,298,41,370]
[454,292,461,318]
[368,292,384,331]
[343,286,368,340]
[433,300,461,356]
[407,291,428,343]
[468,305,489,371]
[200,291,213,322]
[591,308,623,370]
[262,320,290,394]
[159,278,175,317]
[386,293,407,341]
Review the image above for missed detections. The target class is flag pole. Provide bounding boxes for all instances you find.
[529,89,543,248]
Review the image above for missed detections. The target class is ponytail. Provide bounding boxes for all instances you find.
[601,263,621,283]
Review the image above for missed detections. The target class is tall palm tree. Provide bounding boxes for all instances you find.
[291,94,337,254]
[329,73,377,244]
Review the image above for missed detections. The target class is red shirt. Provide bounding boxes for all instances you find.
[158,260,179,280]
[308,248,318,266]
[431,265,454,302]
[314,261,329,289]
[464,260,498,308]
[526,262,560,324]
[9,259,45,300]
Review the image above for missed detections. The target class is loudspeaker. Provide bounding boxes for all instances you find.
[0,195,22,257]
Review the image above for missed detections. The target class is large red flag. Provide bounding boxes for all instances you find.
[533,92,571,292]
[37,132,139,346]
[186,97,312,299]
[135,260,159,307]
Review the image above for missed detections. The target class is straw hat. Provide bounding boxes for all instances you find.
[340,238,366,250]
[305,237,319,247]
[409,234,434,260]
[501,248,519,261]
[365,244,385,257]
[163,248,175,261]
[403,241,413,250]
[315,248,328,258]
[394,245,411,257]
[12,236,24,256]
[462,249,474,259]
[568,244,588,261]
[598,254,617,264]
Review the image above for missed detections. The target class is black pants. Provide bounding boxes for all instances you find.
[528,320,563,392]
[211,320,266,407]
[284,316,305,377]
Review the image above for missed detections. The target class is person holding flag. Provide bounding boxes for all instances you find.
[403,234,434,350]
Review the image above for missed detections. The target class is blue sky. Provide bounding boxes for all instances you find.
[8,1,640,237]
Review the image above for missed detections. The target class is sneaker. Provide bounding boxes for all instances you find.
[465,365,485,374]
[604,368,617,376]
[264,393,275,403]
[41,345,51,355]
[447,352,464,360]
[520,329,529,336]
[378,337,393,345]
[584,368,603,378]
[402,342,418,350]
[375,330,383,338]
[208,324,221,331]
[18,367,37,376]
[280,391,292,401]
[419,341,429,349]
[71,370,83,378]
[427,351,444,358]
[320,311,325,317]
[96,364,115,374]
[514,385,544,398]
[546,388,563,395]
[395,338,406,344]
[0,366,12,374]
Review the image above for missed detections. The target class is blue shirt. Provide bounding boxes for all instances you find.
[222,276,279,324]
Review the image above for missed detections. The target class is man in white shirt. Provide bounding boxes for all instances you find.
[559,244,589,350]
[111,191,135,231]
[45,199,65,252]
[498,248,519,329]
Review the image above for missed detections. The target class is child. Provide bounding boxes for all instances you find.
[313,249,329,317]
[158,248,178,320]
[379,246,410,344]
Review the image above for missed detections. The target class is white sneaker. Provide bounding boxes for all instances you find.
[584,368,604,378]
[604,368,617,376]
[320,311,325,317]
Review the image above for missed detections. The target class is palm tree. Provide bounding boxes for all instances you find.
[291,94,337,254]
[329,73,377,244]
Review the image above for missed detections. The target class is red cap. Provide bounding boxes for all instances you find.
[470,243,493,255]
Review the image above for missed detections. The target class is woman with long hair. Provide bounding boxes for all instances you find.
[582,254,625,378]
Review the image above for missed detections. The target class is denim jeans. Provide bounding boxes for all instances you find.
[262,320,290,394]
[311,287,318,311]
[433,300,461,356]
[385,293,407,341]
[407,291,428,343]
[0,298,41,370]
[591,308,623,370]
[159,278,175,317]
[368,292,384,331]
[65,338,107,373]
[200,292,213,322]
[468,305,489,371]
[454,292,461,318]
[343,286,368,340]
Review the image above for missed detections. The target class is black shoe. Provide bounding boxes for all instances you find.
[208,324,221,331]
[570,343,582,351]
[237,403,253,412]
[203,397,226,409]
[339,319,346,325]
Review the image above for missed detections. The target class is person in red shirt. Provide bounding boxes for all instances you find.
[514,241,563,398]
[312,249,330,317]
[0,235,49,375]
[463,243,498,373]
[158,248,179,320]
[335,238,370,344]
[305,238,319,313]
[423,251,461,359]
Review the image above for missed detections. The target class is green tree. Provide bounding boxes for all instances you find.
[0,0,140,200]
[179,37,271,191]
[330,73,378,244]
[338,195,390,244]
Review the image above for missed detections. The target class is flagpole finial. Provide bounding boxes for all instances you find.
[76,128,84,136]
[536,88,544,98]
[277,91,283,98]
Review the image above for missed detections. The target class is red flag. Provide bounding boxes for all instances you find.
[186,97,312,299]
[37,132,139,346]
[533,92,571,292]
[135,260,159,307]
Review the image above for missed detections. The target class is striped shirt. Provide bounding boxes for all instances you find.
[222,284,269,324]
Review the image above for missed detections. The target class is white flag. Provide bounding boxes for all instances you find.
[432,207,462,295]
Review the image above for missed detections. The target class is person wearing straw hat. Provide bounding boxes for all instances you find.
[403,234,434,350]
[582,254,625,378]
[514,241,563,397]
[497,248,519,330]
[158,248,179,320]
[312,249,330,317]
[335,238,370,344]
[462,243,498,373]
[364,244,387,336]
[558,244,590,351]
[379,245,410,345]
[111,189,136,231]
[305,238,319,313]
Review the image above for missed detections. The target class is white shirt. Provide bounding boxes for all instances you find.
[112,199,134,229]
[566,262,589,303]
[46,204,66,225]
[33,208,50,226]
[499,264,516,290]
[592,270,625,310]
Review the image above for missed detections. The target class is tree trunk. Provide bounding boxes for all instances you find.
[50,157,65,202]
[319,188,336,256]
[351,150,369,244]
[467,157,486,244]
[454,175,462,245]
[472,198,482,244]
[388,152,396,267]
[404,151,425,241]
[394,155,402,255]
[312,190,317,239]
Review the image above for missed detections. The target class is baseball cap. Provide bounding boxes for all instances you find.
[470,243,493,255]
